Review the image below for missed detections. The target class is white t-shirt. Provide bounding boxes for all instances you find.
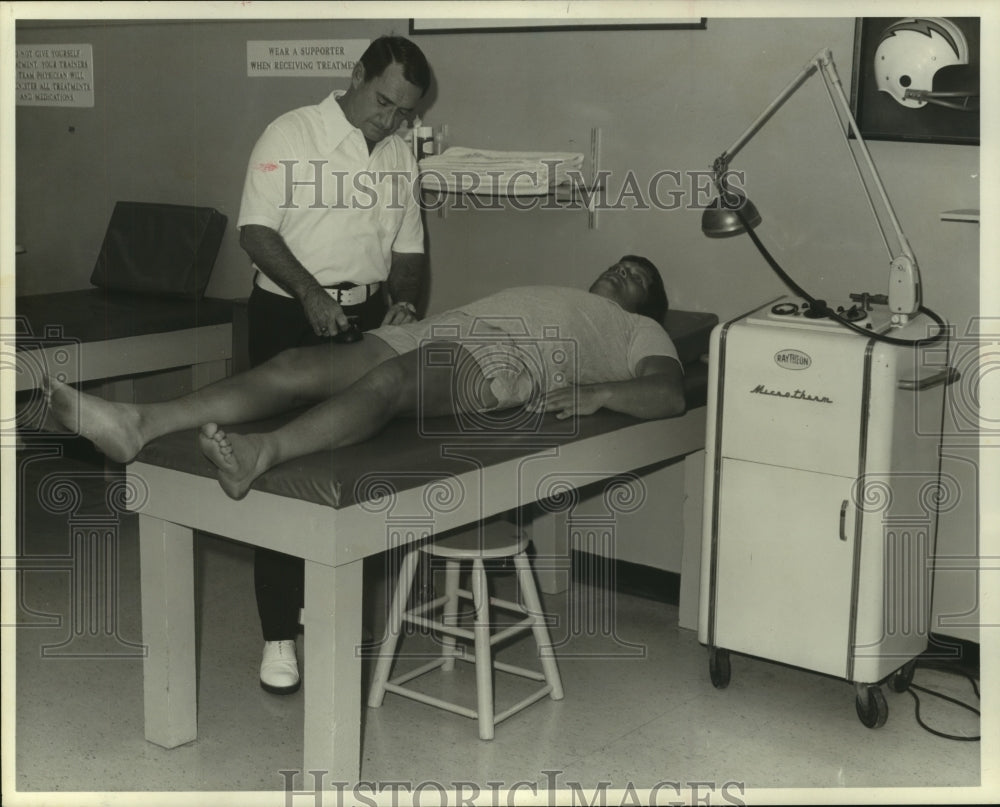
[237,90,424,295]
[372,286,680,407]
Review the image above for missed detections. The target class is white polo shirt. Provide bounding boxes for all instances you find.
[237,90,424,296]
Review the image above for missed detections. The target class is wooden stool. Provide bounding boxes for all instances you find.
[367,520,564,740]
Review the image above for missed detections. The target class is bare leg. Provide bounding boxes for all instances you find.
[46,337,399,463]
[199,342,497,499]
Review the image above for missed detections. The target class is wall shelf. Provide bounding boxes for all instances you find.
[940,209,980,223]
[420,128,603,229]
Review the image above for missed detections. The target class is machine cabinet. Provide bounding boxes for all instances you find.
[698,296,951,727]
[713,460,857,679]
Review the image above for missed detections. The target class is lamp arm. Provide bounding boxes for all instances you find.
[813,49,921,318]
[715,57,819,171]
[711,47,922,320]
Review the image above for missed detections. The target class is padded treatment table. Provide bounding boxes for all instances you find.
[14,289,234,393]
[127,309,717,781]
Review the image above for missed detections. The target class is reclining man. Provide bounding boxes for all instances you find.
[46,255,686,501]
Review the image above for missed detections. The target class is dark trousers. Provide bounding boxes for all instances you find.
[247,285,387,641]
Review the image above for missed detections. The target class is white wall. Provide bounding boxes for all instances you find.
[12,12,984,640]
[408,18,978,326]
[15,16,979,325]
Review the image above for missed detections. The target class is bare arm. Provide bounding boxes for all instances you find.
[239,224,349,335]
[382,250,427,325]
[532,355,686,420]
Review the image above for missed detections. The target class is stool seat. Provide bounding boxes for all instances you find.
[367,519,563,740]
[421,523,524,559]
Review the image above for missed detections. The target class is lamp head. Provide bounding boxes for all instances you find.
[701,188,762,238]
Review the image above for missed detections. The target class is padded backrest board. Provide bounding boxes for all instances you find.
[90,201,227,298]
[662,309,719,366]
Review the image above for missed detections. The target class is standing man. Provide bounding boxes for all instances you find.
[237,35,431,694]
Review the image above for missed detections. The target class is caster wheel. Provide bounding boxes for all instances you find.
[855,684,888,728]
[709,647,731,689]
[889,659,917,693]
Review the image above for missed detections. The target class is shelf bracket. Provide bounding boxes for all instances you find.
[588,126,601,230]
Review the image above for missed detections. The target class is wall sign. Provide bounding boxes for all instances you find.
[16,44,94,107]
[246,39,368,77]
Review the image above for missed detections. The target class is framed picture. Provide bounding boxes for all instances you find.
[850,17,979,145]
[409,18,706,35]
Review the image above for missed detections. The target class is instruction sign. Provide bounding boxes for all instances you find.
[16,44,94,107]
[247,39,368,78]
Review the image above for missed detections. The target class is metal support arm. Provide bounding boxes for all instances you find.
[711,48,922,320]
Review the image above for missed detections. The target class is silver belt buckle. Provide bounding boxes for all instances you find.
[325,283,373,306]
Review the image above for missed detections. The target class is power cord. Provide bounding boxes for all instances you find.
[736,205,948,347]
[904,661,980,741]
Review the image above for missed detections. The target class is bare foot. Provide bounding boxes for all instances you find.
[198,423,269,500]
[46,376,144,463]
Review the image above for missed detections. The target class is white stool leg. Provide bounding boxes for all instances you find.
[471,559,494,740]
[368,549,421,708]
[513,552,564,700]
[440,559,461,671]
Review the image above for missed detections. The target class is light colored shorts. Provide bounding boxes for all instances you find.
[370,313,537,411]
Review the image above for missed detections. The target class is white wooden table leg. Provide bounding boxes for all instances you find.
[525,508,569,595]
[678,450,706,632]
[302,558,364,782]
[138,514,197,748]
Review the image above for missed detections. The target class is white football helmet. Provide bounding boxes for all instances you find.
[874,18,976,110]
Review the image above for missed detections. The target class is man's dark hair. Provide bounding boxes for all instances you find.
[620,254,669,322]
[360,36,431,97]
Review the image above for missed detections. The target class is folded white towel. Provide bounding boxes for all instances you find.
[421,147,584,170]
[419,147,584,196]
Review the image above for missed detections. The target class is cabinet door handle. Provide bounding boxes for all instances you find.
[839,500,849,541]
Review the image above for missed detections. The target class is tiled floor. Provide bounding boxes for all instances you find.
[11,451,987,804]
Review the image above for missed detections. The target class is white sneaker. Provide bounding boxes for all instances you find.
[260,640,300,694]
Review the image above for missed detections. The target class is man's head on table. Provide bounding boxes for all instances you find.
[589,255,669,322]
[339,36,431,147]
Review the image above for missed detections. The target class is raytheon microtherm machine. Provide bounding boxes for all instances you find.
[697,295,952,728]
